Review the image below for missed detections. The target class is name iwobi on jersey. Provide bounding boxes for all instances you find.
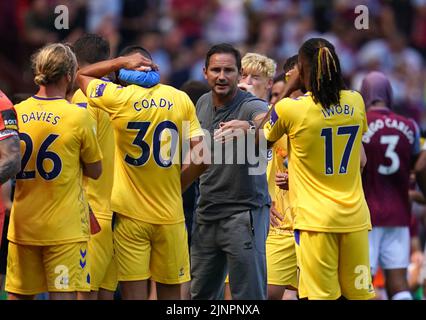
[321,103,355,118]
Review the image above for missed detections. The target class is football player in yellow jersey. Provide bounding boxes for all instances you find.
[264,55,303,300]
[71,34,117,300]
[72,35,161,300]
[6,43,102,300]
[264,38,375,300]
[76,47,208,300]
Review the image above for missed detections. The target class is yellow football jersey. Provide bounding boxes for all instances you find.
[8,96,102,245]
[86,79,204,224]
[264,91,371,232]
[72,88,115,220]
[266,133,294,232]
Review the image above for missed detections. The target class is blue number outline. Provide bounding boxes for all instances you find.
[320,125,360,175]
[124,122,151,166]
[320,127,333,175]
[337,125,359,174]
[152,121,179,168]
[16,133,35,179]
[125,121,179,168]
[16,133,62,180]
[36,134,62,180]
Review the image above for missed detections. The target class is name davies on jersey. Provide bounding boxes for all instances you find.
[362,117,415,144]
[21,111,60,125]
[133,98,174,112]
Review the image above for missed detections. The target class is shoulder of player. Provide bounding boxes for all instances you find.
[66,101,93,117]
[274,95,306,111]
[392,112,419,128]
[13,96,37,111]
[149,83,188,96]
[341,89,364,102]
[71,89,88,107]
[128,83,174,95]
[241,95,268,111]
[88,79,127,96]
[195,92,211,106]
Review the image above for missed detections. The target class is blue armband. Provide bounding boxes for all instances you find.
[118,69,160,88]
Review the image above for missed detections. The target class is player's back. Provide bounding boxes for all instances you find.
[279,90,370,232]
[362,108,420,226]
[86,80,203,224]
[9,96,100,245]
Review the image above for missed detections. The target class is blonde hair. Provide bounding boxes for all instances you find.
[241,53,277,79]
[32,43,77,86]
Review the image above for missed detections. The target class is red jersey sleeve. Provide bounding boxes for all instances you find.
[0,90,19,140]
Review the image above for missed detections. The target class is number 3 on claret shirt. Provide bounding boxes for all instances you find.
[125,121,179,168]
[320,125,359,175]
[16,133,62,180]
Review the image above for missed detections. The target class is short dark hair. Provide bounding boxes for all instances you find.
[118,45,152,60]
[273,72,285,84]
[73,34,110,65]
[283,55,298,74]
[180,80,210,105]
[205,43,241,71]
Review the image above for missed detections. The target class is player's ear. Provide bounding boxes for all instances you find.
[267,78,273,90]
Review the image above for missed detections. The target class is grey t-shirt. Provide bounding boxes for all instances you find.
[195,89,270,223]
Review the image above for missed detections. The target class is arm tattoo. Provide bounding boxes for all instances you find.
[0,135,21,184]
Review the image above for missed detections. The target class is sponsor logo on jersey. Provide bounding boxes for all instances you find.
[267,149,273,161]
[91,83,107,98]
[1,109,18,131]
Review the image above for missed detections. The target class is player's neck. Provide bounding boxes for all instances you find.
[36,85,66,99]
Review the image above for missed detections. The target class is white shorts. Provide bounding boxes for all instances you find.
[369,226,410,275]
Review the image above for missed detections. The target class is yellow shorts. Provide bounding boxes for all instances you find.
[266,230,297,288]
[114,214,190,284]
[6,241,90,295]
[88,217,117,291]
[296,229,375,300]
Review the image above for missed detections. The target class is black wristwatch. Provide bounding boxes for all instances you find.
[247,120,256,132]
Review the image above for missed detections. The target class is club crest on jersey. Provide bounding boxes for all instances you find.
[270,107,278,127]
[1,109,18,131]
[90,83,107,98]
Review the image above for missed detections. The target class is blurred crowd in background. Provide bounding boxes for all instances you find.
[0,0,426,300]
[0,0,425,128]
